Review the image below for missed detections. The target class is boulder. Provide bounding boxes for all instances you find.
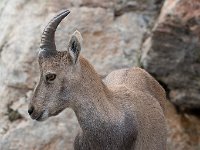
[0,0,157,149]
[166,101,200,150]
[141,0,200,112]
[1,0,199,149]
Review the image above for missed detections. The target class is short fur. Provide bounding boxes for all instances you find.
[28,12,167,150]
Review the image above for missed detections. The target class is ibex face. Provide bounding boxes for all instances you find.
[28,10,82,121]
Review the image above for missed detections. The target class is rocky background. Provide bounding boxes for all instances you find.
[0,0,199,149]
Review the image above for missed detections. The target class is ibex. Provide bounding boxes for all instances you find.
[28,10,167,150]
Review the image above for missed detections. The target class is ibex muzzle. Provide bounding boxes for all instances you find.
[28,10,167,149]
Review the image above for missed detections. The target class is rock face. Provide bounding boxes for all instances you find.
[0,0,200,150]
[141,0,200,112]
[141,0,200,149]
[166,101,200,150]
[0,0,160,149]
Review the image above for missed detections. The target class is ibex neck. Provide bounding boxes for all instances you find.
[72,57,116,132]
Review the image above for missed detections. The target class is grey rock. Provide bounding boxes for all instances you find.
[141,0,200,111]
[0,0,156,149]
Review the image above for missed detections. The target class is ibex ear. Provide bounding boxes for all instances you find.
[68,30,82,64]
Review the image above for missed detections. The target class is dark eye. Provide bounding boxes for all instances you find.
[45,74,56,83]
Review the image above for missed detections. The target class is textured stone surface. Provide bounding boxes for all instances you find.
[114,0,164,16]
[0,0,200,149]
[141,1,200,149]
[141,0,200,112]
[166,102,200,150]
[0,0,158,149]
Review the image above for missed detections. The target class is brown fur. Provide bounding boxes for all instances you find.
[29,30,167,150]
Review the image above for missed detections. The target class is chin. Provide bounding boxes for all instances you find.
[50,109,65,116]
[36,116,48,122]
[35,110,49,122]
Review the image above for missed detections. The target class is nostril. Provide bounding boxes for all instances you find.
[28,106,34,115]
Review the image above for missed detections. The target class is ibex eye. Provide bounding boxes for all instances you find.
[45,74,56,83]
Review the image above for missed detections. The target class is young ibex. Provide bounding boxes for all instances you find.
[28,10,167,150]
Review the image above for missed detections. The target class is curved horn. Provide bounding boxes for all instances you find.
[40,10,70,52]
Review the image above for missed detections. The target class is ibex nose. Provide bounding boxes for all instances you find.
[28,106,34,115]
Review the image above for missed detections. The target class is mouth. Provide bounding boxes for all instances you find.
[31,110,48,122]
[51,109,64,116]
[35,112,44,121]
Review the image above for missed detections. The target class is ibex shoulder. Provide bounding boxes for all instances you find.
[105,67,167,113]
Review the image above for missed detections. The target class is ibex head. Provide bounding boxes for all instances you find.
[28,10,83,121]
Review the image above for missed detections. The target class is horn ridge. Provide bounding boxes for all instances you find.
[40,9,70,52]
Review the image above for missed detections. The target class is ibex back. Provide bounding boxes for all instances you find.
[28,10,167,150]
